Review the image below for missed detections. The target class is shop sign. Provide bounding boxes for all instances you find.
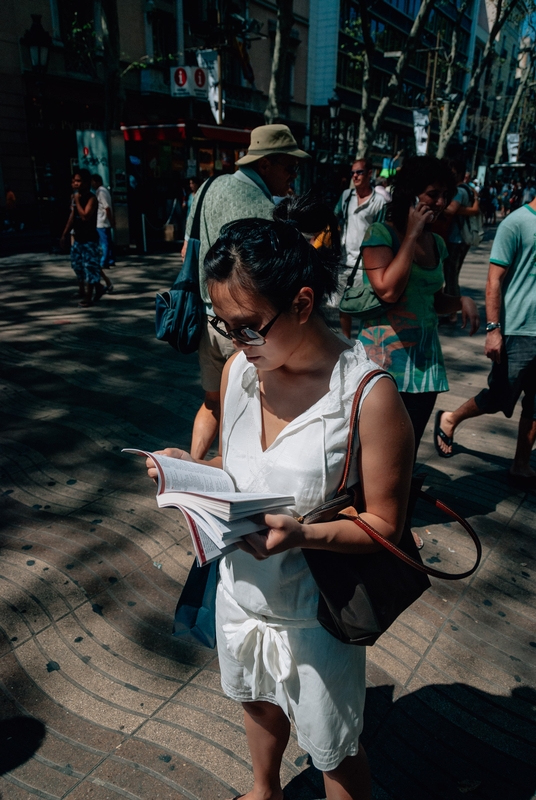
[170,66,208,99]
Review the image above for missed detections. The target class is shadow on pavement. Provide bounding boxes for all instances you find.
[284,684,536,800]
[0,716,46,775]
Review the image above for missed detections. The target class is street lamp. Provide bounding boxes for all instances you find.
[21,15,52,74]
[328,93,341,119]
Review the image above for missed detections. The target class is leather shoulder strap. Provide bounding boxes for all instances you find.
[351,491,482,580]
[337,368,395,495]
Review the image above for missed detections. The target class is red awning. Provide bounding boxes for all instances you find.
[198,124,252,144]
[121,123,186,142]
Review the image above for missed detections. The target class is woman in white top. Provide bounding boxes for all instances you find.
[146,196,413,800]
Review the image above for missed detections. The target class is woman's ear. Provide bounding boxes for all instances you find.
[293,287,315,324]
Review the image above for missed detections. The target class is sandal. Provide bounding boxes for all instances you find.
[433,410,454,458]
[78,300,93,308]
[94,284,106,302]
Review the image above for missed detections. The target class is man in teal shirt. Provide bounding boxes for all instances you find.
[184,125,310,459]
[434,198,536,488]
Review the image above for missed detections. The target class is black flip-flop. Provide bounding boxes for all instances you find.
[433,410,454,458]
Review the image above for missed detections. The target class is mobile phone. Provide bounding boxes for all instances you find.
[414,196,420,207]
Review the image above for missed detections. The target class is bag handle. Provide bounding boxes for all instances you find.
[337,369,393,495]
[336,369,482,580]
[350,498,481,580]
[189,175,218,241]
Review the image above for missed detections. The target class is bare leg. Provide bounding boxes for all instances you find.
[191,390,220,460]
[436,398,483,456]
[340,312,353,339]
[323,744,371,800]
[239,701,289,800]
[100,268,113,290]
[511,416,536,477]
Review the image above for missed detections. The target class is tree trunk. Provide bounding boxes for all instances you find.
[356,0,437,158]
[101,0,123,131]
[438,1,468,153]
[264,0,294,124]
[436,0,522,159]
[494,63,532,163]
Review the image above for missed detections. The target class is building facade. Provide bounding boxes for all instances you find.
[1,0,310,247]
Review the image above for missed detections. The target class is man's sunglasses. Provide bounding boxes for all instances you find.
[351,169,366,176]
[208,311,281,346]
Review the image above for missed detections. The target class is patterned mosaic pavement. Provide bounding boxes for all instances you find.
[0,238,534,799]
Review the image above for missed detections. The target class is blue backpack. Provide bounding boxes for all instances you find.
[155,176,216,354]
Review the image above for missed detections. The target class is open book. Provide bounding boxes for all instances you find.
[123,449,295,566]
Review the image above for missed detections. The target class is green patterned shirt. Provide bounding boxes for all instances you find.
[356,222,449,394]
[185,169,275,305]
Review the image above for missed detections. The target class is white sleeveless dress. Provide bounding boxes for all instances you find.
[216,341,386,771]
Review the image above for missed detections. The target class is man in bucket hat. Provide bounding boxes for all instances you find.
[184,124,310,459]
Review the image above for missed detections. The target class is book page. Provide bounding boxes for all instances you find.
[185,505,266,542]
[122,449,234,494]
[183,510,237,566]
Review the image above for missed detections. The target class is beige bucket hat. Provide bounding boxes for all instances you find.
[236,124,310,165]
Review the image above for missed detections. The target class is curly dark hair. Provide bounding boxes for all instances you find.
[389,156,456,231]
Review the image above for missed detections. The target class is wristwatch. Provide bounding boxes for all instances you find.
[485,322,501,333]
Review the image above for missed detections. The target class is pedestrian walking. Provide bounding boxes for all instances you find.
[333,159,387,338]
[440,158,481,319]
[183,124,310,461]
[355,155,480,453]
[434,196,536,488]
[60,169,105,307]
[91,173,115,293]
[145,196,414,800]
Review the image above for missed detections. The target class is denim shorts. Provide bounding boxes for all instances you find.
[475,335,536,419]
[71,241,101,284]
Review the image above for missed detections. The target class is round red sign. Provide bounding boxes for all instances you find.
[174,67,188,87]
[194,68,206,88]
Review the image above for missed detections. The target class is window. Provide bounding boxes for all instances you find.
[151,11,177,63]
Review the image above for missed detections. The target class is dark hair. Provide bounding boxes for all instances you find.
[444,157,465,179]
[204,193,340,312]
[389,156,456,231]
[353,157,373,172]
[73,168,92,184]
[90,173,103,185]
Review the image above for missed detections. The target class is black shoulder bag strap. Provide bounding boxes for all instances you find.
[189,175,218,242]
[345,222,400,289]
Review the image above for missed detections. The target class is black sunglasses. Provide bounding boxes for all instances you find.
[351,169,366,176]
[208,311,282,346]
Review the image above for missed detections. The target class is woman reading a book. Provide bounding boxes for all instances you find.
[146,195,413,800]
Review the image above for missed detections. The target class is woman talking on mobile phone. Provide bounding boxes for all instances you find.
[355,156,480,453]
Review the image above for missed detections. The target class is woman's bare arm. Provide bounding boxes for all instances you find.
[238,377,415,559]
[144,351,240,479]
[363,204,432,303]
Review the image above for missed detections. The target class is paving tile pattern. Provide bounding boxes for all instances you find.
[0,244,534,800]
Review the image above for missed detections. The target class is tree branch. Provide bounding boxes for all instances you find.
[436,0,523,157]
